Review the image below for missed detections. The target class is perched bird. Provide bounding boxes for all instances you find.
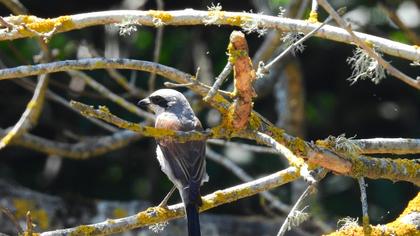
[137,89,208,236]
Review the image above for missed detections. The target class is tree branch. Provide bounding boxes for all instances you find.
[40,167,300,235]
[354,138,420,155]
[1,58,418,186]
[0,10,418,62]
[317,0,420,89]
[206,147,291,213]
[0,128,141,159]
[0,74,48,149]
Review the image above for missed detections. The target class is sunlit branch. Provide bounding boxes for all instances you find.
[0,10,418,62]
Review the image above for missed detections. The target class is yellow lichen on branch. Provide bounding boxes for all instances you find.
[227,30,257,130]
[307,147,420,186]
[70,101,209,142]
[5,15,73,36]
[326,192,420,236]
[147,10,172,23]
[39,167,299,235]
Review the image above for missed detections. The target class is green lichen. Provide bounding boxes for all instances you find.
[290,137,307,156]
[69,225,96,236]
[227,42,249,64]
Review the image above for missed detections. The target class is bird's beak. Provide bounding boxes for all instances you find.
[137,98,151,110]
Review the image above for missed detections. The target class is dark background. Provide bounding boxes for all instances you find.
[0,0,419,233]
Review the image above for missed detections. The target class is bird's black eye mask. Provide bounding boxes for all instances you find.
[150,95,169,108]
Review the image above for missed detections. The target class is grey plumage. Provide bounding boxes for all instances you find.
[138,89,207,236]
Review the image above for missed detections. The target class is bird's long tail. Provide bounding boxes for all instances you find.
[183,181,202,236]
[186,203,201,236]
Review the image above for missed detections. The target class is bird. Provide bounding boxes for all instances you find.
[137,89,208,236]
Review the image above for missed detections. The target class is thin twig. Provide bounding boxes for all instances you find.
[164,82,195,88]
[203,62,233,101]
[379,3,420,45]
[67,70,154,120]
[317,0,420,89]
[147,0,165,92]
[0,0,28,14]
[207,139,281,155]
[358,177,370,234]
[206,147,291,213]
[277,185,314,236]
[87,45,145,97]
[254,132,316,183]
[260,8,345,75]
[0,205,24,234]
[0,16,13,30]
[13,78,118,132]
[0,128,140,159]
[26,211,33,236]
[0,74,48,149]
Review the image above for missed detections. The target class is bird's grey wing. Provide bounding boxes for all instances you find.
[156,116,206,186]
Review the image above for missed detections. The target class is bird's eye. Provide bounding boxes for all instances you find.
[150,95,168,108]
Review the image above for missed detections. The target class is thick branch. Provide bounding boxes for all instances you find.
[0,10,418,61]
[307,148,420,186]
[354,138,420,155]
[40,167,300,235]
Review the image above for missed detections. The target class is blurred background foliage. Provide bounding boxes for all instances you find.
[0,0,419,231]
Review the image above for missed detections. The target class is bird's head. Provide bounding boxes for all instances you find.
[137,89,193,116]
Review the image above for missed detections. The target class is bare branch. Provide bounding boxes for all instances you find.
[86,45,146,97]
[0,205,23,234]
[354,138,420,155]
[147,0,165,92]
[0,128,141,159]
[0,0,28,15]
[13,78,118,132]
[0,10,418,62]
[277,185,314,236]
[0,74,48,149]
[207,139,281,155]
[206,147,291,213]
[357,177,370,234]
[317,0,420,89]
[67,70,154,120]
[203,62,232,102]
